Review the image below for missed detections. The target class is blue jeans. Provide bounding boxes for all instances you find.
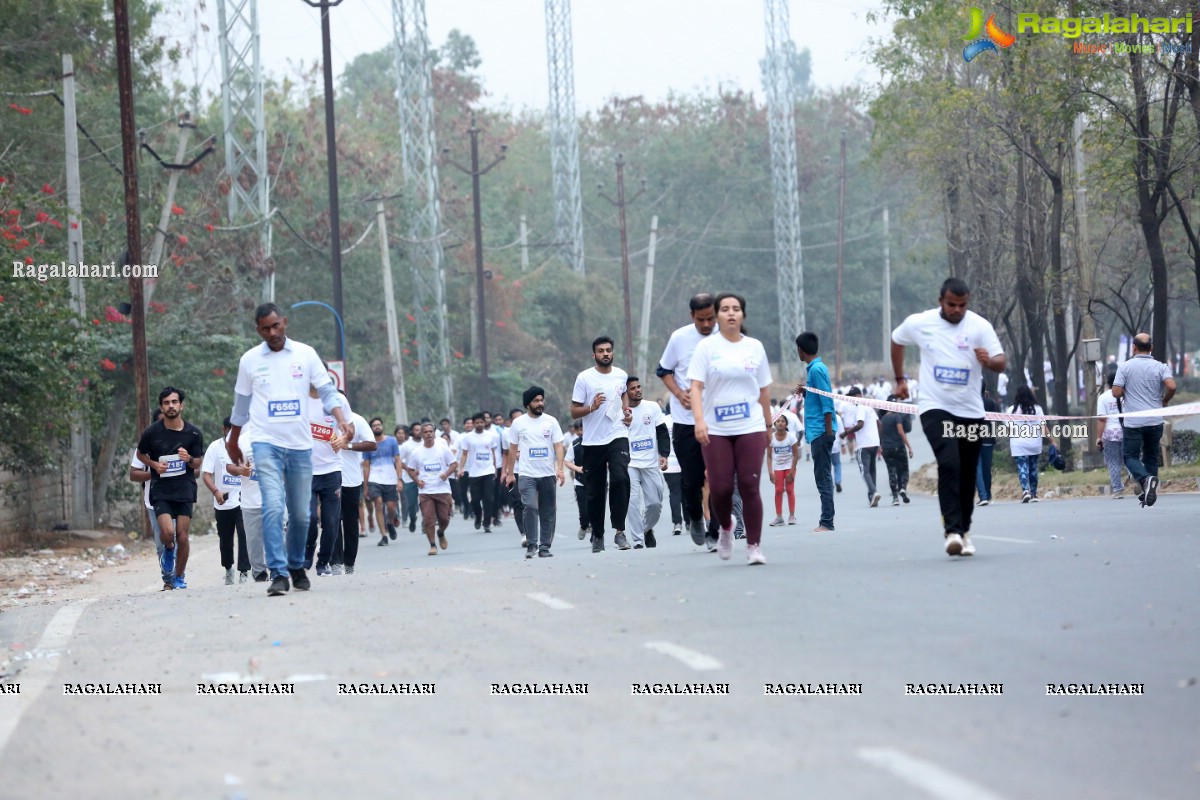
[831,449,843,486]
[975,443,994,501]
[252,442,313,578]
[1014,454,1040,497]
[1122,424,1162,485]
[810,433,835,529]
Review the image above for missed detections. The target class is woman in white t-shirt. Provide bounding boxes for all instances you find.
[687,292,773,565]
[766,415,799,526]
[1008,385,1049,503]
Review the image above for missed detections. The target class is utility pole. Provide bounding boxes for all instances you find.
[145,115,194,294]
[113,0,150,450]
[598,154,645,370]
[834,130,846,384]
[519,214,530,272]
[374,199,409,424]
[442,114,506,410]
[63,53,92,529]
[302,0,346,359]
[881,206,891,365]
[635,215,659,383]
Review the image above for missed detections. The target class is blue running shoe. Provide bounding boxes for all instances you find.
[160,547,175,578]
[172,574,187,590]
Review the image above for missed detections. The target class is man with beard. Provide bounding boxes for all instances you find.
[503,387,566,558]
[571,335,633,552]
[364,417,402,546]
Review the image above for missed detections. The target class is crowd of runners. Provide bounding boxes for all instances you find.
[129,278,1177,594]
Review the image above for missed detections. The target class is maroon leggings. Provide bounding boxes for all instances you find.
[702,431,768,546]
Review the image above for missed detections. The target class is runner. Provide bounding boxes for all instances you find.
[306,378,352,575]
[657,293,717,547]
[439,418,462,516]
[623,376,670,549]
[879,397,914,506]
[842,387,883,507]
[395,425,419,533]
[201,416,250,584]
[235,422,269,582]
[687,293,772,564]
[1008,385,1049,504]
[333,403,375,573]
[795,332,837,532]
[128,410,172,590]
[891,277,1006,556]
[503,387,566,558]
[459,413,498,532]
[405,422,457,555]
[137,387,204,590]
[662,410,685,536]
[364,418,401,546]
[571,335,633,553]
[226,303,351,596]
[564,421,588,539]
[1094,373,1127,499]
[766,415,799,527]
[504,408,527,548]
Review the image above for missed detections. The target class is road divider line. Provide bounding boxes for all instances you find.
[0,599,96,755]
[644,641,722,671]
[527,592,574,610]
[857,747,1007,800]
[971,535,1036,544]
[453,567,486,574]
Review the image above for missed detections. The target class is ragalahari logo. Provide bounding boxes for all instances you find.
[962,7,1016,61]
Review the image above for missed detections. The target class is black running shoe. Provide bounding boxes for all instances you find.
[591,534,605,553]
[1144,475,1159,507]
[267,576,289,596]
[289,568,311,591]
[408,518,416,533]
[645,529,657,548]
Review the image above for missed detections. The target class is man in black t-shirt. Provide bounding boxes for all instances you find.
[137,386,204,590]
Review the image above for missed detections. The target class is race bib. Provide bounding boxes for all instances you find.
[933,366,970,386]
[774,445,791,455]
[631,438,653,452]
[161,455,186,478]
[310,422,334,441]
[221,473,240,487]
[422,462,441,474]
[475,451,492,462]
[714,402,750,422]
[248,466,258,482]
[267,398,302,422]
[528,447,549,459]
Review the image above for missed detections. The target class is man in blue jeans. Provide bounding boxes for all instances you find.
[796,332,836,532]
[226,303,351,597]
[1112,333,1176,507]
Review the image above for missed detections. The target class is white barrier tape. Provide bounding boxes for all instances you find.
[792,386,1200,423]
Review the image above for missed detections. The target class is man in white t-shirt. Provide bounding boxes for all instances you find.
[623,377,670,549]
[438,417,462,516]
[503,387,566,558]
[396,426,419,533]
[306,385,353,575]
[842,388,883,507]
[459,413,499,532]
[891,278,1006,557]
[656,293,717,546]
[333,404,375,574]
[226,303,351,597]
[405,422,458,555]
[201,417,251,584]
[571,334,633,553]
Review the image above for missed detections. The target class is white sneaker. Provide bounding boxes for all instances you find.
[768,516,785,527]
[978,499,990,506]
[331,564,344,576]
[747,544,766,565]
[787,516,796,525]
[1031,496,1040,503]
[870,493,881,507]
[1021,491,1031,503]
[224,567,234,586]
[717,528,733,560]
[944,533,964,556]
[961,535,976,557]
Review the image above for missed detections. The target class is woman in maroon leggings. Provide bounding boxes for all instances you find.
[686,292,773,565]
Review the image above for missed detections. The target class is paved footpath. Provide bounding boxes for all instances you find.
[1,481,1197,800]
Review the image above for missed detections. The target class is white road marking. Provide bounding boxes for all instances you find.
[643,641,723,671]
[453,567,486,574]
[857,747,1007,800]
[526,592,574,610]
[0,600,95,755]
[285,674,329,683]
[971,535,1036,544]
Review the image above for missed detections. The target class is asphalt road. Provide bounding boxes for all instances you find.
[1,475,1197,800]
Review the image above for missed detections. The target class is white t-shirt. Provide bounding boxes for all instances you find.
[202,437,241,510]
[891,308,1003,419]
[770,431,799,470]
[1009,404,1045,456]
[997,373,1009,397]
[487,426,505,463]
[307,394,351,476]
[658,323,713,425]
[507,413,565,479]
[397,439,417,484]
[130,448,152,510]
[854,405,882,449]
[664,413,680,473]
[340,412,372,488]
[233,337,333,450]
[686,334,772,436]
[237,424,261,510]
[461,430,498,478]
[572,366,630,446]
[627,402,665,469]
[838,403,858,438]
[441,428,461,459]
[405,440,457,495]
[1096,390,1122,438]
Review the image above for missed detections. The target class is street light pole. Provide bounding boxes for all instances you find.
[442,114,506,410]
[598,153,645,370]
[301,0,345,359]
[835,130,846,384]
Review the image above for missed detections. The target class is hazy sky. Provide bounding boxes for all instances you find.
[166,0,888,112]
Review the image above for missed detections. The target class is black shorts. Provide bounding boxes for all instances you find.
[152,499,193,520]
[367,482,399,502]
